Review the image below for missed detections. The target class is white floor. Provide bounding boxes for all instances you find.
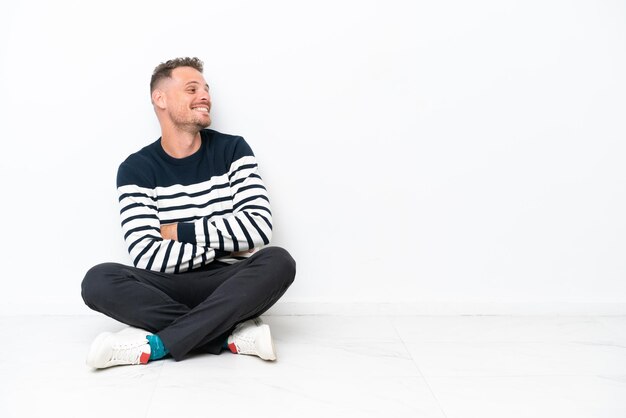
[1,315,625,418]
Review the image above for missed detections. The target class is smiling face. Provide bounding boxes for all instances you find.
[152,66,212,132]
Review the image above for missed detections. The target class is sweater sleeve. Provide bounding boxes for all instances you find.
[176,139,273,251]
[117,162,229,273]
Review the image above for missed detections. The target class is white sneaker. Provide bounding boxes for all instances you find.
[86,327,152,369]
[227,318,276,361]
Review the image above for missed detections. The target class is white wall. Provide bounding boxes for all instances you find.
[1,0,624,315]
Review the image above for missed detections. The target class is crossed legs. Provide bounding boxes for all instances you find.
[81,246,296,361]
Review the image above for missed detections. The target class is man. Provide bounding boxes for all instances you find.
[81,57,295,368]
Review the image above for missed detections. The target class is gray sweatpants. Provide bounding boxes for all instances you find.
[81,246,296,361]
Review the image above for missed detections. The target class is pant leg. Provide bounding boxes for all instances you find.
[81,262,194,333]
[156,246,296,360]
[81,246,296,361]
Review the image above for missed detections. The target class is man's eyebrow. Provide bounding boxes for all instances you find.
[185,81,209,88]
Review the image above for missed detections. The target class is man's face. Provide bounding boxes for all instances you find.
[159,66,212,131]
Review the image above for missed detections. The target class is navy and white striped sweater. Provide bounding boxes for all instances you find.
[117,129,272,273]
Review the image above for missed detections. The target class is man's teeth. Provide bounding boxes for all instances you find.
[194,108,209,112]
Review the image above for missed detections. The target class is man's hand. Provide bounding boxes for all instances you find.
[160,223,178,241]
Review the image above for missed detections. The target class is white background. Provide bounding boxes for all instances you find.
[0,0,624,315]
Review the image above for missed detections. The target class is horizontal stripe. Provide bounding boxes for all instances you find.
[228,163,257,181]
[232,184,267,199]
[228,155,257,173]
[238,204,272,216]
[124,225,160,240]
[156,181,230,201]
[153,173,230,196]
[121,202,158,215]
[232,180,265,197]
[118,191,157,203]
[156,205,234,224]
[233,195,270,211]
[118,183,156,197]
[121,213,159,227]
[233,189,269,207]
[157,195,233,212]
[231,173,261,188]
[159,209,234,225]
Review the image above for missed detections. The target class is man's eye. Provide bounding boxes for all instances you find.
[188,89,196,93]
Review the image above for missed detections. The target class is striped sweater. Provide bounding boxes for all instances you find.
[117,129,272,273]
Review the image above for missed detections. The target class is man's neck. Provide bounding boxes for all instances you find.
[160,126,202,159]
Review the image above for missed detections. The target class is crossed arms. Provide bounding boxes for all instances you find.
[118,154,272,273]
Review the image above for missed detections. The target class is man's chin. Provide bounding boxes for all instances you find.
[196,118,211,129]
[171,117,211,132]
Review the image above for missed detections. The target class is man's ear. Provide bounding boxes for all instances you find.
[152,89,166,110]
